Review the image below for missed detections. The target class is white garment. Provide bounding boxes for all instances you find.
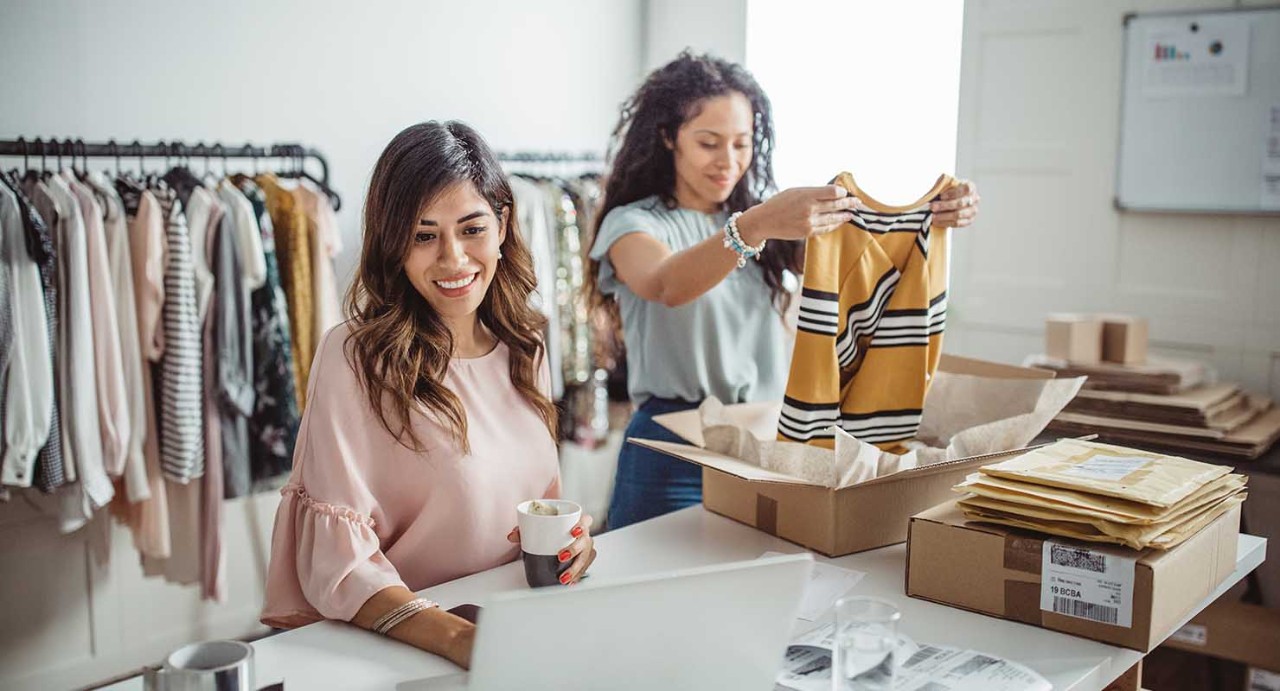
[65,172,130,478]
[88,172,151,503]
[0,183,53,487]
[508,175,563,398]
[185,186,218,323]
[45,175,114,526]
[217,180,267,291]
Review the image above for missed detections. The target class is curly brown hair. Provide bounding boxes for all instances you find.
[344,121,557,453]
[586,51,803,335]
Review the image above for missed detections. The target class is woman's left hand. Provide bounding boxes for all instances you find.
[507,513,597,585]
[930,180,981,228]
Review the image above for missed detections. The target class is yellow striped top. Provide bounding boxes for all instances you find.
[779,172,957,453]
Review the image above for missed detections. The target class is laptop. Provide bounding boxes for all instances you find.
[398,553,813,691]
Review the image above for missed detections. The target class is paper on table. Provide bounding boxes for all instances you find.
[775,624,1051,691]
[762,551,865,621]
[776,624,919,691]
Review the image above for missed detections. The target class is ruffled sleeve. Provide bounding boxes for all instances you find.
[261,326,404,628]
[588,201,665,297]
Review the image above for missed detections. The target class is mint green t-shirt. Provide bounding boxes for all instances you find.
[589,196,791,406]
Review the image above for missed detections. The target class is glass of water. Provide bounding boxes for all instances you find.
[832,596,900,691]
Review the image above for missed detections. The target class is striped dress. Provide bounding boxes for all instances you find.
[780,172,956,453]
[155,189,205,481]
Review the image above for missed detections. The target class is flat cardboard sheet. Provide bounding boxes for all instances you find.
[1047,407,1280,460]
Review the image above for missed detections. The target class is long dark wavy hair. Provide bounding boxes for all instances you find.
[586,51,803,334]
[344,121,557,452]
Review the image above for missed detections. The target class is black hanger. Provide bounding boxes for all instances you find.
[273,143,342,211]
[31,138,49,181]
[107,139,121,178]
[6,136,28,182]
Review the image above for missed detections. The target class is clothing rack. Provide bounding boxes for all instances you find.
[497,150,603,163]
[0,136,341,210]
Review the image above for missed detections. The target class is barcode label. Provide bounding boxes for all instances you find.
[904,645,944,669]
[1249,667,1280,691]
[1041,539,1135,628]
[1052,596,1120,624]
[1169,623,1208,646]
[1050,545,1106,573]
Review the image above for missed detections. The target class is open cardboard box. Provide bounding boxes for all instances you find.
[632,355,1059,557]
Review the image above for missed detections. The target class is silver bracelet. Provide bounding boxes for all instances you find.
[721,211,766,268]
[372,598,438,635]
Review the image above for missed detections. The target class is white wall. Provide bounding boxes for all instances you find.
[643,0,747,71]
[745,0,964,200]
[0,1,643,689]
[948,0,1280,401]
[0,0,644,290]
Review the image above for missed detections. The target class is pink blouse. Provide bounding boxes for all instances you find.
[261,323,560,628]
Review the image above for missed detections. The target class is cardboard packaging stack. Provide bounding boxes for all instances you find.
[1028,314,1280,460]
[906,438,1247,652]
[952,439,1248,550]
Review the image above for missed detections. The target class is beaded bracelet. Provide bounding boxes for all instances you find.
[372,598,439,635]
[721,211,766,268]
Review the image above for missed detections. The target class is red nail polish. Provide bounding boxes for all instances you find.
[571,526,583,538]
[560,571,572,585]
[558,550,571,563]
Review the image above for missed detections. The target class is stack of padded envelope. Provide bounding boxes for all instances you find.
[952,438,1247,550]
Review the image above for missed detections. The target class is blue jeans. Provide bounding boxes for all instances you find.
[607,397,704,531]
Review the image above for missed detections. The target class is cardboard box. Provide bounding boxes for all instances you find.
[1103,660,1142,691]
[1163,598,1280,673]
[906,501,1240,652]
[1046,313,1104,364]
[1240,469,1280,607]
[1101,314,1149,365]
[633,356,1059,557]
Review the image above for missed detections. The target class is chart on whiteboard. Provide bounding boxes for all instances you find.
[1142,17,1249,97]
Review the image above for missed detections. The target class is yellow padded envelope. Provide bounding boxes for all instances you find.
[960,494,1245,550]
[953,472,1247,524]
[977,439,1230,508]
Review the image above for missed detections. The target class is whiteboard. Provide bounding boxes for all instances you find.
[1116,6,1280,214]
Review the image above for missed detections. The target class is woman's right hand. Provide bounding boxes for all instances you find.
[736,185,862,245]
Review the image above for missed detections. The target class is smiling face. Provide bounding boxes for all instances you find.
[667,91,755,212]
[403,180,508,331]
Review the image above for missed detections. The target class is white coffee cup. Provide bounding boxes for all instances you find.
[143,639,254,691]
[516,499,582,587]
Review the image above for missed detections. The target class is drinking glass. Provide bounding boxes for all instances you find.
[832,596,900,691]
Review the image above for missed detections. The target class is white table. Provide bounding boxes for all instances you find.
[105,506,1266,691]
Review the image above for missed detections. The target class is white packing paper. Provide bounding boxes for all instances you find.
[698,369,1084,489]
[761,551,866,621]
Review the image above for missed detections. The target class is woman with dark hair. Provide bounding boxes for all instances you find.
[590,51,980,530]
[261,121,595,668]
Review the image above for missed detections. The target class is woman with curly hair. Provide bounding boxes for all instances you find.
[261,121,595,668]
[590,52,980,530]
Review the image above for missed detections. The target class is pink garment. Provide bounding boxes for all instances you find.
[125,190,171,559]
[261,324,560,628]
[65,173,130,478]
